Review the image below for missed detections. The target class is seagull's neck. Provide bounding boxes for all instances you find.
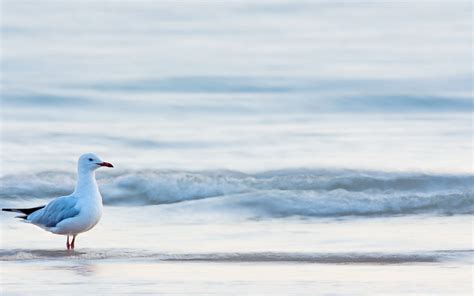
[73,169,100,199]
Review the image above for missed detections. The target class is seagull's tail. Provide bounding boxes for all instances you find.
[2,206,45,219]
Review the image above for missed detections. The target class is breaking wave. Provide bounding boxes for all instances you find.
[1,169,472,218]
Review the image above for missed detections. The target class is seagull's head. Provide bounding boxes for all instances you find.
[78,153,114,172]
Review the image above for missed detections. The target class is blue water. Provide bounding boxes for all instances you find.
[1,0,472,218]
[2,2,473,296]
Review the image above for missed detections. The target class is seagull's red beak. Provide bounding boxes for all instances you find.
[97,162,114,168]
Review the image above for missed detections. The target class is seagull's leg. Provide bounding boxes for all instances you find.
[71,235,77,250]
[66,235,70,250]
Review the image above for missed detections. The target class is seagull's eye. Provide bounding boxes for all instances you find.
[88,158,93,161]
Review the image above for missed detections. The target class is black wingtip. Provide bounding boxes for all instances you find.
[2,206,45,215]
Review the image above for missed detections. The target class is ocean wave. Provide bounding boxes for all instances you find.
[169,190,473,218]
[1,169,472,218]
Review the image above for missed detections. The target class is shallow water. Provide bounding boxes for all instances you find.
[1,212,473,295]
[1,249,472,264]
[3,260,471,296]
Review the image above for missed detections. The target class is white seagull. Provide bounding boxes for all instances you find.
[2,153,113,250]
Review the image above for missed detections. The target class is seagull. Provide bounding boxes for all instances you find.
[2,153,113,250]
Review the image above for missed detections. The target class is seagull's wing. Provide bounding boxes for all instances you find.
[28,195,80,228]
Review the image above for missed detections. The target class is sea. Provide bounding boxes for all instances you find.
[1,0,472,295]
